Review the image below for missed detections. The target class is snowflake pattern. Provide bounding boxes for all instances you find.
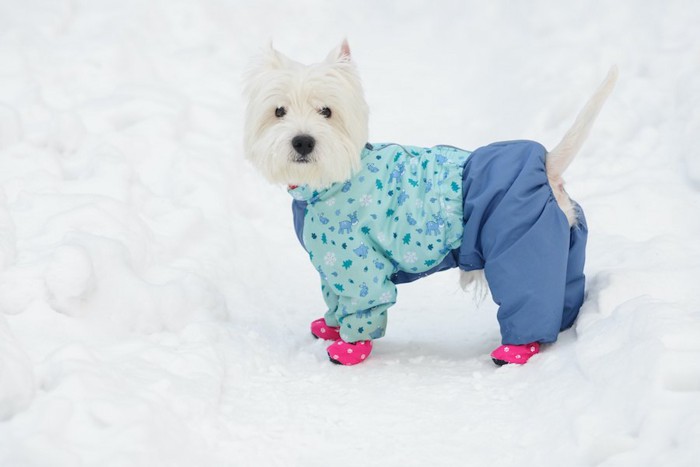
[379,291,393,303]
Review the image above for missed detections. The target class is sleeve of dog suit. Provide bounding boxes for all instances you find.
[292,195,395,342]
[313,241,397,343]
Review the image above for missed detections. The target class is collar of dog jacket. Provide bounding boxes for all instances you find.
[287,141,472,342]
[287,144,373,202]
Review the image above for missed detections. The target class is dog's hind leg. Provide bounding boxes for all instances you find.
[461,140,588,352]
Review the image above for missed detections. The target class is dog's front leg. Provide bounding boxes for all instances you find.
[307,249,397,365]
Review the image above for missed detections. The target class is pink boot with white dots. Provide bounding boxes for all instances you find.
[327,339,373,366]
[310,317,340,341]
[491,342,540,366]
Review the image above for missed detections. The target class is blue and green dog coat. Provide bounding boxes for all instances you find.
[290,140,587,345]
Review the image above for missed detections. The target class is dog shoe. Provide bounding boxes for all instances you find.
[327,339,372,365]
[310,318,341,341]
[491,342,540,366]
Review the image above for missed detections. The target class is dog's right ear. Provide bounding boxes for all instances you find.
[261,41,290,69]
[243,43,288,99]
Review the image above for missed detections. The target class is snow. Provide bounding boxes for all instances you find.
[1,0,699,465]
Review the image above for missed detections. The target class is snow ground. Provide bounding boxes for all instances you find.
[1,1,699,466]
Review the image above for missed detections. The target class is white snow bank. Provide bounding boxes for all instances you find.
[1,1,699,466]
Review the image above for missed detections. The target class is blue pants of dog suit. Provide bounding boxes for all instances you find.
[392,141,587,344]
[460,141,586,344]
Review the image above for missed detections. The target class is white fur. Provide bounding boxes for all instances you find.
[243,41,368,189]
[459,269,489,303]
[545,66,619,225]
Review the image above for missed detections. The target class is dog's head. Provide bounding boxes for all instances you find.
[243,40,369,189]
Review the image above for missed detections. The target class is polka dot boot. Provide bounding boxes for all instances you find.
[310,318,341,341]
[327,339,373,366]
[491,342,540,366]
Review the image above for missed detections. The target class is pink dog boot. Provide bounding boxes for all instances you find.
[491,342,540,366]
[327,339,373,366]
[310,318,341,341]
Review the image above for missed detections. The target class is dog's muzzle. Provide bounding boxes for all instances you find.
[291,134,315,162]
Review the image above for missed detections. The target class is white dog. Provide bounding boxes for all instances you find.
[243,40,616,366]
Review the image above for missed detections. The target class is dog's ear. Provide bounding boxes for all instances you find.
[325,39,352,63]
[262,41,291,69]
[243,42,289,98]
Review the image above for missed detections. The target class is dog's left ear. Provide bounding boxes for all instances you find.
[325,39,352,63]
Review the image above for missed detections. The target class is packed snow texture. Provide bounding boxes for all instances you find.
[1,1,699,466]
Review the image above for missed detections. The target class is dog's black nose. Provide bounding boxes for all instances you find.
[292,135,315,157]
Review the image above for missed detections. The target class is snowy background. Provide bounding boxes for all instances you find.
[1,1,699,466]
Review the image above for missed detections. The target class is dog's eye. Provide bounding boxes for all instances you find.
[319,107,332,118]
[275,107,286,118]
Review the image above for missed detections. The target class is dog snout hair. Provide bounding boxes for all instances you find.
[291,134,316,159]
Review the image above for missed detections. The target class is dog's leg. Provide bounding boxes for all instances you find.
[459,140,590,364]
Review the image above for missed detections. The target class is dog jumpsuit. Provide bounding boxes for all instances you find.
[290,141,587,346]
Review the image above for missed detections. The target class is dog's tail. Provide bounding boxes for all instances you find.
[545,66,618,178]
